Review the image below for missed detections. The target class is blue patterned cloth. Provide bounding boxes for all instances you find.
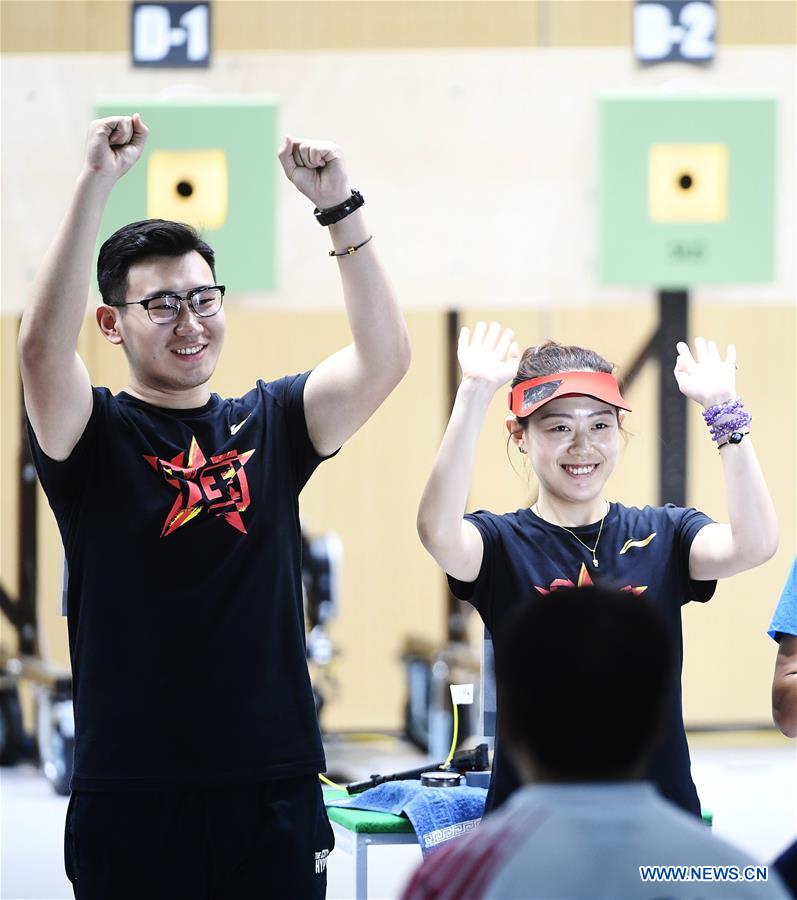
[328,779,486,855]
[769,558,797,641]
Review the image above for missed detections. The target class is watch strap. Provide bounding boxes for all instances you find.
[314,189,364,227]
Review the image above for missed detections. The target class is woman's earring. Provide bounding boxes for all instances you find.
[518,446,527,454]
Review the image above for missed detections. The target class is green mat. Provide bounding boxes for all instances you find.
[323,788,712,832]
[323,788,414,834]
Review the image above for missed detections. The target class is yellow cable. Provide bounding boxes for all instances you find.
[318,772,345,791]
[321,695,462,790]
[440,702,459,770]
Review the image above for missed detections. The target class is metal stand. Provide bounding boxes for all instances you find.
[621,289,690,506]
[655,290,688,506]
[0,349,39,654]
[445,309,468,643]
[330,820,418,900]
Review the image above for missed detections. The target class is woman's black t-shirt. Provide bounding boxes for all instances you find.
[448,502,715,817]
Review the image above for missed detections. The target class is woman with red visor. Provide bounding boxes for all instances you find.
[417,321,778,818]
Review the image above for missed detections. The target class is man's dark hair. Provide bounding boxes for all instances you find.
[494,587,673,781]
[97,219,216,306]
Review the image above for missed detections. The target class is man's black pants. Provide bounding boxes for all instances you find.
[65,775,334,899]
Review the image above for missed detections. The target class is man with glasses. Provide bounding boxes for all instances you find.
[18,114,410,899]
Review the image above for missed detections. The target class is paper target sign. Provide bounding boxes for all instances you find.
[598,96,776,286]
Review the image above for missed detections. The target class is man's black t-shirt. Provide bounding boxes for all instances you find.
[448,502,716,817]
[29,373,331,791]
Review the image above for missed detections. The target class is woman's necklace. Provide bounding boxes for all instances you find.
[533,501,609,568]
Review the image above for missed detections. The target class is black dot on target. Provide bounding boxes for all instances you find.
[678,173,693,190]
[176,181,194,198]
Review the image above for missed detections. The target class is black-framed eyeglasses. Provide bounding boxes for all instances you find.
[109,285,226,325]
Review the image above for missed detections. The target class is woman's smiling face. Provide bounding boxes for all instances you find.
[523,395,620,507]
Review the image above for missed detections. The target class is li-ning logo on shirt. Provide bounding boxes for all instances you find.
[144,436,255,537]
[619,532,657,554]
[314,849,330,874]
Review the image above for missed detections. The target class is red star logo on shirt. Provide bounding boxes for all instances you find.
[535,563,647,596]
[145,437,255,537]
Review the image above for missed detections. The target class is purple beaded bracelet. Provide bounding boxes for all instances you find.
[702,398,743,427]
[710,412,752,442]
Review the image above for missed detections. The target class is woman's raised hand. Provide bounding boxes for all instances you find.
[458,321,520,393]
[674,337,737,408]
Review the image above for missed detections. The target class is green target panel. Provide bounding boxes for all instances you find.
[94,98,278,292]
[598,97,776,287]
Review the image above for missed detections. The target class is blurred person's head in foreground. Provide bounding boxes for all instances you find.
[495,586,673,784]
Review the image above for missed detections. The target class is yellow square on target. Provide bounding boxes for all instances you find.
[648,143,728,223]
[147,150,228,230]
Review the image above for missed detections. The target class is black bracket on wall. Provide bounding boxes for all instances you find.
[0,321,39,657]
[445,309,469,643]
[620,289,689,508]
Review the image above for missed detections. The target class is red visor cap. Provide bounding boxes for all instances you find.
[508,371,632,418]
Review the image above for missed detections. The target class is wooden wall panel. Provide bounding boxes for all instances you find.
[25,329,97,674]
[2,0,793,53]
[716,0,797,46]
[541,0,631,47]
[681,303,796,727]
[214,0,538,51]
[542,0,797,48]
[0,0,536,53]
[0,1,128,53]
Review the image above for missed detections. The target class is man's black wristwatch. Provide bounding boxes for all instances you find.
[314,189,364,227]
